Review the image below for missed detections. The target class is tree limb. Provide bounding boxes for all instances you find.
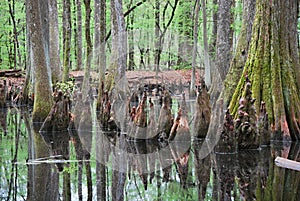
[105,0,147,41]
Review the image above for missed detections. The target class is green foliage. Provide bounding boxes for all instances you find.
[63,162,77,174]
[0,109,28,199]
[231,0,243,35]
[53,79,77,96]
[0,0,26,70]
[172,64,192,70]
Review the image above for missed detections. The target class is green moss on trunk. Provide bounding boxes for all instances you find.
[228,0,300,141]
[32,93,53,122]
[28,0,54,123]
[223,0,256,106]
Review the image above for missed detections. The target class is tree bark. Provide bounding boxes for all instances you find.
[107,0,127,92]
[216,0,234,81]
[154,0,160,72]
[127,1,135,71]
[76,0,83,71]
[82,0,92,100]
[209,0,218,57]
[27,0,53,122]
[49,0,62,83]
[190,0,200,97]
[23,0,32,104]
[96,0,106,111]
[223,0,256,105]
[229,0,300,141]
[104,0,147,42]
[94,0,100,71]
[201,0,211,87]
[62,0,72,82]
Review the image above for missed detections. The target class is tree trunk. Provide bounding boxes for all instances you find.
[8,0,22,70]
[107,0,127,92]
[23,2,32,104]
[96,0,106,111]
[73,0,77,70]
[176,0,193,68]
[223,0,256,105]
[154,0,178,72]
[190,0,200,97]
[107,0,119,92]
[39,0,50,81]
[27,0,53,122]
[154,0,160,72]
[82,0,92,100]
[209,0,218,56]
[76,0,83,71]
[216,0,234,81]
[49,0,62,83]
[94,0,100,71]
[229,0,300,141]
[127,5,135,71]
[62,0,72,82]
[201,0,211,87]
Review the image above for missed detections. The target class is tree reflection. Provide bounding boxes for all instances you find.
[236,150,260,201]
[0,108,7,136]
[27,123,58,201]
[258,142,300,201]
[213,152,236,201]
[2,107,300,200]
[193,140,211,201]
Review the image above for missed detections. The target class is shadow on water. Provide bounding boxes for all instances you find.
[0,106,300,200]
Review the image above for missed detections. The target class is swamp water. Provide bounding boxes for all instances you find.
[0,99,299,201]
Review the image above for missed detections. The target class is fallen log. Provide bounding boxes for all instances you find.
[0,69,23,77]
[275,157,300,171]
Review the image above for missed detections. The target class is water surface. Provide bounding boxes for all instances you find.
[0,107,299,201]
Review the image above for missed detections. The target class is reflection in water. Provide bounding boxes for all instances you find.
[0,108,7,136]
[28,123,57,201]
[0,108,300,200]
[194,140,211,201]
[214,152,236,200]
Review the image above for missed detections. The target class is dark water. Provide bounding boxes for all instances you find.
[0,106,300,201]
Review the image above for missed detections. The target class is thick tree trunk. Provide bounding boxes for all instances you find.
[223,0,256,105]
[27,0,53,122]
[115,0,127,81]
[216,0,234,81]
[49,0,61,83]
[229,0,300,141]
[107,0,127,92]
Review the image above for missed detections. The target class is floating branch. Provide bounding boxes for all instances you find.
[275,157,300,172]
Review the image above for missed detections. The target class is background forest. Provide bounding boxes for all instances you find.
[0,0,300,139]
[0,1,300,200]
[0,0,243,72]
